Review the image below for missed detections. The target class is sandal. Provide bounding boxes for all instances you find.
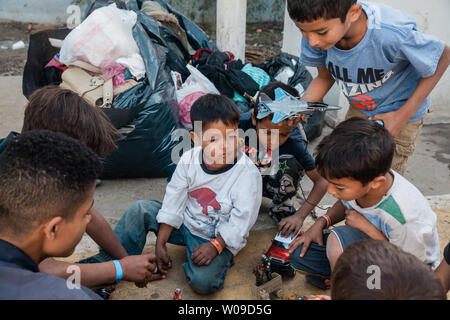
[305,274,331,290]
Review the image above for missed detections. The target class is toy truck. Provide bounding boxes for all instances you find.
[264,230,303,278]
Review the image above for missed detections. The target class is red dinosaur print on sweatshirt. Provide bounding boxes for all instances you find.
[188,188,221,215]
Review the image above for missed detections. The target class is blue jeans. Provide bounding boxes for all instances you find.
[82,200,234,294]
[289,226,370,277]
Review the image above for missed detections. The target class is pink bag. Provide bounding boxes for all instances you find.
[178,91,206,129]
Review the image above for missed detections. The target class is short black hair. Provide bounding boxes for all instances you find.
[253,81,300,121]
[287,0,357,23]
[0,130,102,239]
[315,117,395,185]
[331,239,446,300]
[190,94,240,129]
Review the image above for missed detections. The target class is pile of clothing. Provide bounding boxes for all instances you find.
[22,0,215,178]
[22,0,318,179]
[175,49,315,135]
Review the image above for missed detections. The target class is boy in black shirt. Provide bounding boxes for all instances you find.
[0,131,103,299]
[239,82,328,236]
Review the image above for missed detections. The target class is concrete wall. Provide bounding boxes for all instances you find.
[165,0,285,25]
[0,0,284,24]
[0,0,87,24]
[282,0,450,125]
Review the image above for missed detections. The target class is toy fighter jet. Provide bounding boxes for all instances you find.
[256,88,342,124]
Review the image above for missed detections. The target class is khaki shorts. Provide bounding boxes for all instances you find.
[345,107,423,175]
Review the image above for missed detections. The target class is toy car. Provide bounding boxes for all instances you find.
[264,230,303,278]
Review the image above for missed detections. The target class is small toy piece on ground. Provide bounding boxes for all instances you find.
[173,288,182,300]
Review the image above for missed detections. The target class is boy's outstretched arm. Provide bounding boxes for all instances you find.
[371,45,450,137]
[278,168,328,236]
[39,254,163,289]
[289,200,346,257]
[300,66,335,102]
[85,208,128,260]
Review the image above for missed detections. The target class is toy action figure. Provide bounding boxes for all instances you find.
[173,288,182,300]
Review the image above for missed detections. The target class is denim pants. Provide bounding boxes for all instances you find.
[289,226,370,277]
[82,200,234,294]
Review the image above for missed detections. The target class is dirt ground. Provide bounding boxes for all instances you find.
[0,20,282,76]
[0,21,30,76]
[0,21,69,76]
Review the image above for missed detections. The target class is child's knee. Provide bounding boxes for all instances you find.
[127,200,160,221]
[326,232,342,254]
[133,199,161,215]
[187,270,224,294]
[326,232,343,268]
[118,200,161,234]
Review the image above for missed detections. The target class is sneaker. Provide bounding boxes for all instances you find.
[305,274,331,290]
[269,204,296,224]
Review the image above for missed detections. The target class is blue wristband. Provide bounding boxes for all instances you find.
[112,260,123,282]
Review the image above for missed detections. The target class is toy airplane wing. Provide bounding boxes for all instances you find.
[256,88,342,124]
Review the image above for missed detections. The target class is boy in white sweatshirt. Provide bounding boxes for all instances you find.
[97,94,263,294]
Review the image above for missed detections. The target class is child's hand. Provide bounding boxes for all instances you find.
[155,243,172,275]
[191,242,218,266]
[120,254,166,287]
[370,110,407,137]
[288,218,326,257]
[345,209,370,231]
[278,214,304,237]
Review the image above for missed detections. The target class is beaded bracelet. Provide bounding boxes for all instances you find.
[321,214,332,229]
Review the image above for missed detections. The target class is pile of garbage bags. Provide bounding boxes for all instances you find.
[22,0,320,179]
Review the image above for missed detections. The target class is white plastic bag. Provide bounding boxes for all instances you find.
[274,66,295,84]
[176,64,220,129]
[60,3,145,77]
[116,54,146,80]
[176,64,220,102]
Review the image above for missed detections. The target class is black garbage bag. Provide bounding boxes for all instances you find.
[22,28,71,99]
[149,0,216,52]
[94,1,181,178]
[257,53,312,89]
[257,53,325,142]
[21,0,218,178]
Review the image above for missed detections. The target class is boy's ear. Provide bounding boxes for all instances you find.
[190,131,201,147]
[251,111,257,127]
[370,175,386,190]
[43,216,64,240]
[347,4,363,23]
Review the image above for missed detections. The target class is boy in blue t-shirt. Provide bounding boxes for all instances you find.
[239,82,328,236]
[287,0,449,174]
